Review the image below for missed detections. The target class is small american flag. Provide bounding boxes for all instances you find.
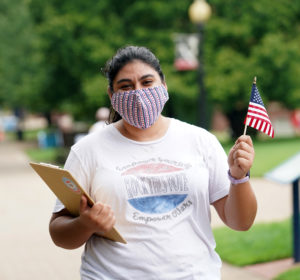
[244,81,274,138]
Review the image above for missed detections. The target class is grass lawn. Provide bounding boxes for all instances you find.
[26,146,69,166]
[275,266,300,280]
[213,219,292,266]
[26,147,60,164]
[221,137,300,177]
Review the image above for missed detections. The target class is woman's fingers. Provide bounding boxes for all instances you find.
[228,135,255,178]
[80,195,88,213]
[79,200,115,234]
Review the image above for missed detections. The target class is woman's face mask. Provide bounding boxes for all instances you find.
[111,84,169,129]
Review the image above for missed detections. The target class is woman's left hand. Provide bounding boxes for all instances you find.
[228,135,255,179]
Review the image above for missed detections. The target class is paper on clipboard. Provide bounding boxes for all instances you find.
[29,162,126,244]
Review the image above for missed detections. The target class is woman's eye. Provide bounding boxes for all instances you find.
[120,85,132,90]
[143,80,153,86]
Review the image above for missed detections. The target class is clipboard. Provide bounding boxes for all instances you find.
[30,162,126,244]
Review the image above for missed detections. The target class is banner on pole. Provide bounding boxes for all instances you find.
[174,33,199,71]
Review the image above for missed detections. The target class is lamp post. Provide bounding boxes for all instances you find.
[188,0,211,129]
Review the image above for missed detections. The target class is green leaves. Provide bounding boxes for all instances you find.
[1,0,300,128]
[0,0,46,110]
[205,0,300,115]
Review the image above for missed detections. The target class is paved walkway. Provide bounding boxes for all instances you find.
[0,139,295,279]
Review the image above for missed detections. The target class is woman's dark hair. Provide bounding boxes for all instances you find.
[103,46,165,123]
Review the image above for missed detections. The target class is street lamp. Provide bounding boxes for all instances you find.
[188,0,211,129]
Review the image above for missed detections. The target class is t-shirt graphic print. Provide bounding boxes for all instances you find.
[119,158,193,225]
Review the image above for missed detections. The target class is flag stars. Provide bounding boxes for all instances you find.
[251,87,265,106]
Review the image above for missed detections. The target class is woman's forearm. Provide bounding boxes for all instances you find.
[49,215,94,249]
[224,181,257,231]
[49,199,116,249]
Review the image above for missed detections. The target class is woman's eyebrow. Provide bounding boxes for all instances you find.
[116,78,132,84]
[139,74,154,80]
[116,74,154,84]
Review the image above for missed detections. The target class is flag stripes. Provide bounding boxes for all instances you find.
[244,83,274,138]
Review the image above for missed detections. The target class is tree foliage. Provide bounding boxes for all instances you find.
[205,0,300,136]
[0,0,45,110]
[1,0,300,136]
[206,0,300,110]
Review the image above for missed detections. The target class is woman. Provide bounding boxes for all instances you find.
[49,46,257,279]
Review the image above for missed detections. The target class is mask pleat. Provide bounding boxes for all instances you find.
[111,85,169,129]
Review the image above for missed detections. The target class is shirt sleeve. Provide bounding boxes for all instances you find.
[53,198,65,213]
[206,134,230,204]
[52,148,90,213]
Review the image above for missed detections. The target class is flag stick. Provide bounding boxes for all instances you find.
[243,76,257,136]
[243,120,248,135]
[253,76,257,85]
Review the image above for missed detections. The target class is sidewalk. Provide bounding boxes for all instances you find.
[0,140,82,280]
[0,139,295,279]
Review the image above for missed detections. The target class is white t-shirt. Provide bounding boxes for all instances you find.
[89,120,107,134]
[54,118,230,280]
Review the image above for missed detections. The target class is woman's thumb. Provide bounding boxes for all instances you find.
[80,195,88,213]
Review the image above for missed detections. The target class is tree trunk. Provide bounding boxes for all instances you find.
[226,108,258,140]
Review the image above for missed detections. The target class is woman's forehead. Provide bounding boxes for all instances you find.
[114,60,159,81]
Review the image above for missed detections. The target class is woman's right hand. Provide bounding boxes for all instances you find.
[78,196,116,235]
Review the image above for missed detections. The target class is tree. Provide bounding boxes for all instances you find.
[3,0,299,138]
[205,0,300,137]
[0,0,46,111]
[26,0,197,123]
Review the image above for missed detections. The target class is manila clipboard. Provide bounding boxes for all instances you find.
[30,162,126,244]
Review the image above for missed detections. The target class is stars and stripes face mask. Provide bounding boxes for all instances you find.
[111,85,169,129]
